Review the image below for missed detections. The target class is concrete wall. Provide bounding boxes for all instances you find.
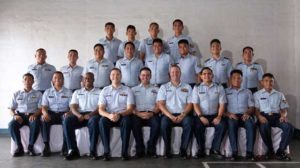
[0,0,299,128]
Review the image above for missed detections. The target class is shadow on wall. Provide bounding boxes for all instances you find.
[184,25,202,59]
[222,50,233,62]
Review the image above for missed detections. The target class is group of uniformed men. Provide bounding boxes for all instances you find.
[9,19,294,161]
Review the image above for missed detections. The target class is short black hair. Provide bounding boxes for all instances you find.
[127,25,136,31]
[105,22,115,28]
[111,68,122,74]
[262,73,274,79]
[210,39,221,47]
[178,39,189,46]
[230,69,243,77]
[152,38,163,45]
[243,46,254,53]
[173,19,183,26]
[200,67,213,75]
[170,64,181,71]
[53,71,64,79]
[124,41,135,49]
[94,43,104,50]
[68,49,78,55]
[23,73,34,80]
[139,67,152,75]
[149,22,159,28]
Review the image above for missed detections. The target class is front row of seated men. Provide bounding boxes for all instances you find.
[9,65,294,161]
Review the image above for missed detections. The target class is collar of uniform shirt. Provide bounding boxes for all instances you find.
[200,82,214,88]
[262,88,276,94]
[139,83,152,88]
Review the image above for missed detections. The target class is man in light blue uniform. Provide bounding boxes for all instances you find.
[118,25,140,58]
[145,38,174,86]
[60,49,83,92]
[204,39,232,88]
[176,39,201,88]
[192,67,227,159]
[41,71,73,157]
[157,65,193,159]
[167,19,196,63]
[99,22,122,64]
[235,46,264,93]
[98,68,134,161]
[82,44,114,89]
[28,48,56,93]
[131,67,160,158]
[8,73,42,157]
[64,72,101,160]
[254,73,294,160]
[138,22,170,62]
[225,69,255,160]
[116,42,144,87]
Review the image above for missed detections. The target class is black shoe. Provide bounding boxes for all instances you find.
[276,151,291,161]
[13,147,24,157]
[28,147,36,156]
[194,150,206,159]
[179,150,188,160]
[147,151,158,158]
[134,152,145,159]
[41,145,51,157]
[210,150,223,159]
[246,152,254,161]
[164,152,172,159]
[102,153,111,161]
[89,152,98,160]
[64,150,80,160]
[265,151,276,160]
[230,152,238,161]
[121,155,129,161]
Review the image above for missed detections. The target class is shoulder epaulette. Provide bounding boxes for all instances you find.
[204,58,210,63]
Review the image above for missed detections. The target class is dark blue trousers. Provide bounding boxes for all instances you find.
[8,113,40,148]
[63,114,100,154]
[99,115,132,156]
[227,114,255,153]
[41,111,66,143]
[194,115,227,152]
[258,113,294,153]
[160,114,193,154]
[132,114,160,154]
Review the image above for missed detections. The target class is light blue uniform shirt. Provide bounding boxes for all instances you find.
[118,40,141,58]
[28,63,56,91]
[235,62,264,89]
[254,89,289,114]
[98,85,134,113]
[192,83,227,115]
[60,65,83,90]
[138,37,170,59]
[115,57,144,87]
[99,37,122,64]
[132,84,159,111]
[177,54,201,84]
[41,87,72,112]
[82,58,114,88]
[145,53,174,85]
[9,89,42,113]
[204,56,233,84]
[225,87,254,114]
[157,82,192,114]
[167,34,196,63]
[70,87,101,113]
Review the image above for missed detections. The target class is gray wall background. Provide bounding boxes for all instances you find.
[1,0,300,128]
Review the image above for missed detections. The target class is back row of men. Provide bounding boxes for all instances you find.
[9,65,293,161]
[29,37,262,93]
